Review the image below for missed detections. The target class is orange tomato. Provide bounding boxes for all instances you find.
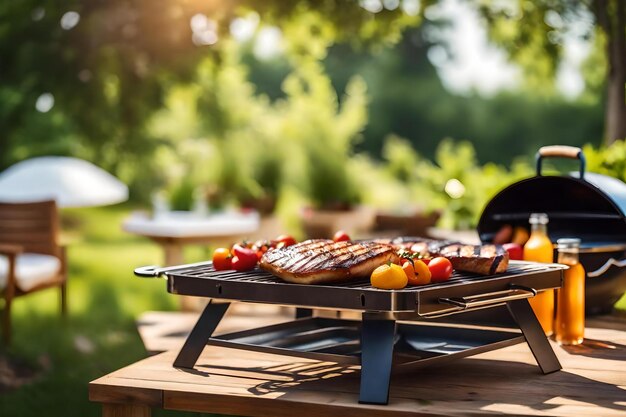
[407,259,431,285]
[212,248,232,270]
[371,263,408,290]
[402,261,416,283]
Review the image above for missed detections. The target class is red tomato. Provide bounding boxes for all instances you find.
[428,257,453,282]
[252,240,271,260]
[275,234,297,248]
[212,248,232,270]
[230,244,258,271]
[231,255,257,271]
[233,244,257,261]
[503,243,524,260]
[333,230,351,242]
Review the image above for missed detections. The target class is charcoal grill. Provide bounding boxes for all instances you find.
[479,145,626,314]
[136,260,566,405]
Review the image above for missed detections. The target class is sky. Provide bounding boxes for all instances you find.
[425,0,590,98]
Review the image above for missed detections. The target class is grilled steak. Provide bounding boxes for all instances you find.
[391,237,509,275]
[260,239,401,284]
[435,244,509,275]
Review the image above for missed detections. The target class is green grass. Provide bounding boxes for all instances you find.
[0,206,215,416]
[1,206,625,416]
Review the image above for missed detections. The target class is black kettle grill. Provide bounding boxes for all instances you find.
[478,145,626,314]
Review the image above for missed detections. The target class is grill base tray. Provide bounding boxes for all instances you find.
[208,317,526,368]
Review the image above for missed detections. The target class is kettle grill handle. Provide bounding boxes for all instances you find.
[535,145,585,179]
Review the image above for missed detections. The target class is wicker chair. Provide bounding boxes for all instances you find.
[0,200,67,345]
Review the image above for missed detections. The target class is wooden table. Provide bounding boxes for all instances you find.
[90,315,626,417]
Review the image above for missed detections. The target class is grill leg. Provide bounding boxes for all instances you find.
[507,298,561,374]
[359,316,396,405]
[295,308,313,319]
[173,300,230,369]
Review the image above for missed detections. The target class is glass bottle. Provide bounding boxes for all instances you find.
[523,213,554,335]
[555,238,585,345]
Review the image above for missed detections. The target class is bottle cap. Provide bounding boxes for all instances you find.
[557,238,581,250]
[529,213,549,225]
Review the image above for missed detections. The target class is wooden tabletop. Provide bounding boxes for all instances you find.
[90,315,626,417]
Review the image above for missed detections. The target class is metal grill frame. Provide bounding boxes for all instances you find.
[135,260,566,405]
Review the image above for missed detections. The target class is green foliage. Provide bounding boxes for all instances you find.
[477,0,590,91]
[168,178,197,211]
[149,37,371,212]
[381,136,534,229]
[382,134,421,183]
[321,27,604,165]
[0,1,418,201]
[281,62,369,209]
[584,141,626,182]
[242,0,420,50]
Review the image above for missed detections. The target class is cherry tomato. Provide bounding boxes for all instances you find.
[333,230,351,242]
[370,263,407,290]
[275,234,297,248]
[252,240,271,260]
[406,259,431,285]
[231,244,258,271]
[212,248,233,270]
[231,255,257,271]
[428,257,453,282]
[230,241,253,256]
[503,243,523,260]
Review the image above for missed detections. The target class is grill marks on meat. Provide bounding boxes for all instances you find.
[436,244,509,275]
[260,239,400,284]
[392,237,509,275]
[260,237,509,284]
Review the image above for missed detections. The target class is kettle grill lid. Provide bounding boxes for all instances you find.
[478,172,626,245]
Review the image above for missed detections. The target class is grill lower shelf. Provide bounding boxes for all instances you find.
[208,317,525,368]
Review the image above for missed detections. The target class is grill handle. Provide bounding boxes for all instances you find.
[536,145,585,179]
[437,285,537,312]
[134,260,215,278]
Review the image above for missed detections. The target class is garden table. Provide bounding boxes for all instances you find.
[90,314,626,417]
[122,210,260,310]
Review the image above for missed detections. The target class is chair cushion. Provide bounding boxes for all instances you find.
[0,253,62,292]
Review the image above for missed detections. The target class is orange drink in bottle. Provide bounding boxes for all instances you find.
[523,213,554,335]
[555,238,585,345]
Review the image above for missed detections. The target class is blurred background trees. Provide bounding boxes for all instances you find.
[1,0,623,228]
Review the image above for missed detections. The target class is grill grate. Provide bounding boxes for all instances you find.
[170,261,553,290]
[161,260,565,313]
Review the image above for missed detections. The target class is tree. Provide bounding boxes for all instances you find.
[475,0,625,144]
[0,0,417,186]
[595,0,626,144]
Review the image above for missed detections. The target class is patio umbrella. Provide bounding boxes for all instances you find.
[0,156,128,207]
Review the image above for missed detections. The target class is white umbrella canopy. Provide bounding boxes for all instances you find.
[0,156,128,208]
